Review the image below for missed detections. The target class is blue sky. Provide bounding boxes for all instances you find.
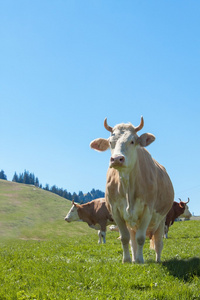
[1,1,200,215]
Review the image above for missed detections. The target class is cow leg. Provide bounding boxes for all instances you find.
[101,231,106,244]
[164,225,168,238]
[135,207,152,263]
[114,212,131,263]
[98,230,106,244]
[98,230,102,244]
[100,223,107,244]
[129,229,137,262]
[135,230,145,263]
[153,219,164,262]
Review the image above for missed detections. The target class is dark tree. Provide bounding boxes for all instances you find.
[35,177,39,187]
[44,184,50,191]
[23,170,30,184]
[12,172,19,182]
[72,192,79,203]
[0,170,7,180]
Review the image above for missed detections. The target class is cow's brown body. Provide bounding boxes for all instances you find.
[65,198,115,243]
[164,199,191,237]
[76,198,114,231]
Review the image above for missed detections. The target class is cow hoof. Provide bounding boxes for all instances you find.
[122,258,132,264]
[135,258,144,264]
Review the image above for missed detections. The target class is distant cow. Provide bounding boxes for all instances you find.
[64,198,115,243]
[90,117,174,263]
[164,198,192,238]
[109,225,119,232]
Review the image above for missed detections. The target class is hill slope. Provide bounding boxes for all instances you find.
[0,180,92,239]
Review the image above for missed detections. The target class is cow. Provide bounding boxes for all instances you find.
[109,225,120,232]
[90,116,174,263]
[64,198,115,243]
[164,198,192,238]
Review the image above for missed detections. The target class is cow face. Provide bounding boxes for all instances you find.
[108,125,140,170]
[179,204,192,219]
[64,203,80,222]
[178,198,192,219]
[90,117,155,172]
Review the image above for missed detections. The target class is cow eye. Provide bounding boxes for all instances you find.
[109,140,115,147]
[130,141,134,145]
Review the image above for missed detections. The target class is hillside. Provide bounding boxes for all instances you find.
[0,180,92,240]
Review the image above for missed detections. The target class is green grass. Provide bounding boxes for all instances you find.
[0,180,200,299]
[0,180,91,240]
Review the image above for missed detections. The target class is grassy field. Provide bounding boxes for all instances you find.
[0,180,200,299]
[0,180,91,240]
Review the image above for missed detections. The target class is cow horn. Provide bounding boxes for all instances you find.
[179,198,190,204]
[72,200,74,205]
[186,198,190,204]
[178,198,181,202]
[135,116,144,132]
[104,118,113,133]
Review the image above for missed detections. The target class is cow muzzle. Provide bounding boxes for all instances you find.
[110,155,125,168]
[64,217,70,222]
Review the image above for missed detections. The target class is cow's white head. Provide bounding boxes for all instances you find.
[90,117,155,172]
[64,201,80,222]
[179,198,192,219]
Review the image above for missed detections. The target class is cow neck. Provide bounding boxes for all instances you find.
[118,155,138,193]
[76,206,84,221]
[118,171,129,197]
[117,160,139,215]
[77,205,92,224]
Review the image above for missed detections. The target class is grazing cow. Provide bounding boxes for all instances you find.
[164,198,192,238]
[90,117,174,263]
[64,198,115,243]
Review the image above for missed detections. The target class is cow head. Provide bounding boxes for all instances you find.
[64,200,80,222]
[90,117,155,172]
[178,198,192,218]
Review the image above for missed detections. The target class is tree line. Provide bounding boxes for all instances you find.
[0,169,105,204]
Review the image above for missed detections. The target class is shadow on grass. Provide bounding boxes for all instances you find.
[162,257,200,281]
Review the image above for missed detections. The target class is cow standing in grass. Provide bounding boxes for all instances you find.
[164,198,192,238]
[90,117,174,263]
[64,198,115,243]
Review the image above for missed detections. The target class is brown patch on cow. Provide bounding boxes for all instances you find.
[75,198,114,232]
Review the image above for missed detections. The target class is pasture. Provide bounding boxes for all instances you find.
[0,180,200,299]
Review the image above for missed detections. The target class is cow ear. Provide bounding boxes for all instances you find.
[179,202,184,208]
[90,138,110,151]
[137,133,155,147]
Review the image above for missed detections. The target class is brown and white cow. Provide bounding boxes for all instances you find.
[164,198,192,238]
[64,198,115,243]
[90,117,174,263]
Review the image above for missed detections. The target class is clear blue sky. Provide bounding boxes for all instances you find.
[1,1,200,215]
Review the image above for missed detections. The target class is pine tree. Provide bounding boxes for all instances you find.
[72,192,79,203]
[18,173,23,183]
[12,172,19,182]
[35,177,39,187]
[0,170,7,180]
[44,184,49,191]
[29,173,35,185]
[68,192,72,200]
[78,191,84,203]
[23,170,30,184]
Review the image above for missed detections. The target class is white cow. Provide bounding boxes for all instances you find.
[90,117,174,263]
